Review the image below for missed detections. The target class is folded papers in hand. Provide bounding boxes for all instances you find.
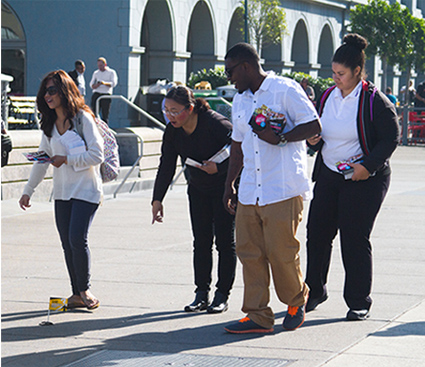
[60,130,88,172]
[185,144,230,168]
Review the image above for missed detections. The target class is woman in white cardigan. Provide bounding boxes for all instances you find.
[19,70,104,310]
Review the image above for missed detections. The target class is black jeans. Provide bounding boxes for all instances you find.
[91,92,111,123]
[55,199,99,295]
[306,163,390,310]
[188,184,236,296]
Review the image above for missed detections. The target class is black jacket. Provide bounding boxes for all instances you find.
[153,108,232,202]
[68,70,79,86]
[310,81,399,181]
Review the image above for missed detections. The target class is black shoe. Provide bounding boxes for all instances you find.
[306,293,328,313]
[346,309,370,321]
[184,291,209,312]
[207,292,228,314]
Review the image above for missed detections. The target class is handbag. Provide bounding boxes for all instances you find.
[1,133,13,167]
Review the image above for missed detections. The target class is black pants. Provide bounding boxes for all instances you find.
[55,199,99,295]
[188,184,236,296]
[306,163,390,310]
[91,92,111,123]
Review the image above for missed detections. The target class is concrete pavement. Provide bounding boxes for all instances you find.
[2,145,425,367]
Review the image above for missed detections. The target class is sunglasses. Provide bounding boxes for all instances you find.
[45,86,59,96]
[225,61,244,78]
[162,107,187,118]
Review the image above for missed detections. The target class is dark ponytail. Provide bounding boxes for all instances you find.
[332,33,368,77]
[194,98,210,113]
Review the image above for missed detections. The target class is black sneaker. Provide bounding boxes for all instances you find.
[207,291,228,313]
[184,291,209,312]
[224,317,274,334]
[283,304,306,331]
[346,309,370,321]
[306,293,328,313]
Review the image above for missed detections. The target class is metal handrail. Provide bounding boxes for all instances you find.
[206,96,233,107]
[94,94,166,198]
[113,132,143,198]
[96,94,166,130]
[399,106,425,146]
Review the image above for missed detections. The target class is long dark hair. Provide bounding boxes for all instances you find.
[165,85,210,114]
[36,70,94,137]
[332,33,368,78]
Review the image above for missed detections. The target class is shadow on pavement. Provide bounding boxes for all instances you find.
[2,310,50,323]
[1,310,346,366]
[371,321,425,337]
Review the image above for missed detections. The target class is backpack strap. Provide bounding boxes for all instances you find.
[318,85,337,117]
[358,80,377,156]
[74,112,87,145]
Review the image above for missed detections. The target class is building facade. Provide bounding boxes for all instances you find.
[2,0,424,127]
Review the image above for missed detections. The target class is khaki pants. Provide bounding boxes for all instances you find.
[235,196,309,329]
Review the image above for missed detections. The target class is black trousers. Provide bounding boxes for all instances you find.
[188,184,236,296]
[91,92,111,123]
[306,163,390,310]
[55,199,99,295]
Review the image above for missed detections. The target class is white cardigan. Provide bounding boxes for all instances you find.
[23,110,104,204]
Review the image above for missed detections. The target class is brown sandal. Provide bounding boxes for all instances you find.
[67,295,86,309]
[86,298,100,310]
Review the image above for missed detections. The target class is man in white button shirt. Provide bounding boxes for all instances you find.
[223,43,321,334]
[90,57,118,124]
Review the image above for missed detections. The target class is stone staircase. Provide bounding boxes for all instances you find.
[1,127,177,202]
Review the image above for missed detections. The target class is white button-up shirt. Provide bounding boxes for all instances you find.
[321,81,363,172]
[77,72,86,96]
[232,73,319,206]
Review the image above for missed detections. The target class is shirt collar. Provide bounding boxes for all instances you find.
[258,71,275,92]
[243,71,275,98]
[334,80,363,100]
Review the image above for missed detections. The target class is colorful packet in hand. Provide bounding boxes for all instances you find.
[24,151,52,163]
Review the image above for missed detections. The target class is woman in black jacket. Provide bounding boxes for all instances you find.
[305,34,399,320]
[152,86,236,313]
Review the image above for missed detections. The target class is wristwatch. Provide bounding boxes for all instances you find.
[277,133,288,147]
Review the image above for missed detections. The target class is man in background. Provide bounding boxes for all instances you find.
[90,57,118,123]
[68,60,86,99]
[414,80,425,110]
[385,87,397,106]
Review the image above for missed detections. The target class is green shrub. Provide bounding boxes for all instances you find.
[282,71,335,102]
[187,67,334,101]
[187,66,229,89]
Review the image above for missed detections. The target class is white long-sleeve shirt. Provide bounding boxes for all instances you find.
[90,66,118,94]
[23,110,104,204]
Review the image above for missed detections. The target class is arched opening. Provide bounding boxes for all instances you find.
[187,1,215,77]
[227,7,244,51]
[263,42,282,73]
[291,20,309,74]
[140,0,173,86]
[1,2,26,95]
[318,24,334,79]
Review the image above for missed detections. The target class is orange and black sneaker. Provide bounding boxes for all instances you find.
[224,316,274,334]
[283,304,305,331]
